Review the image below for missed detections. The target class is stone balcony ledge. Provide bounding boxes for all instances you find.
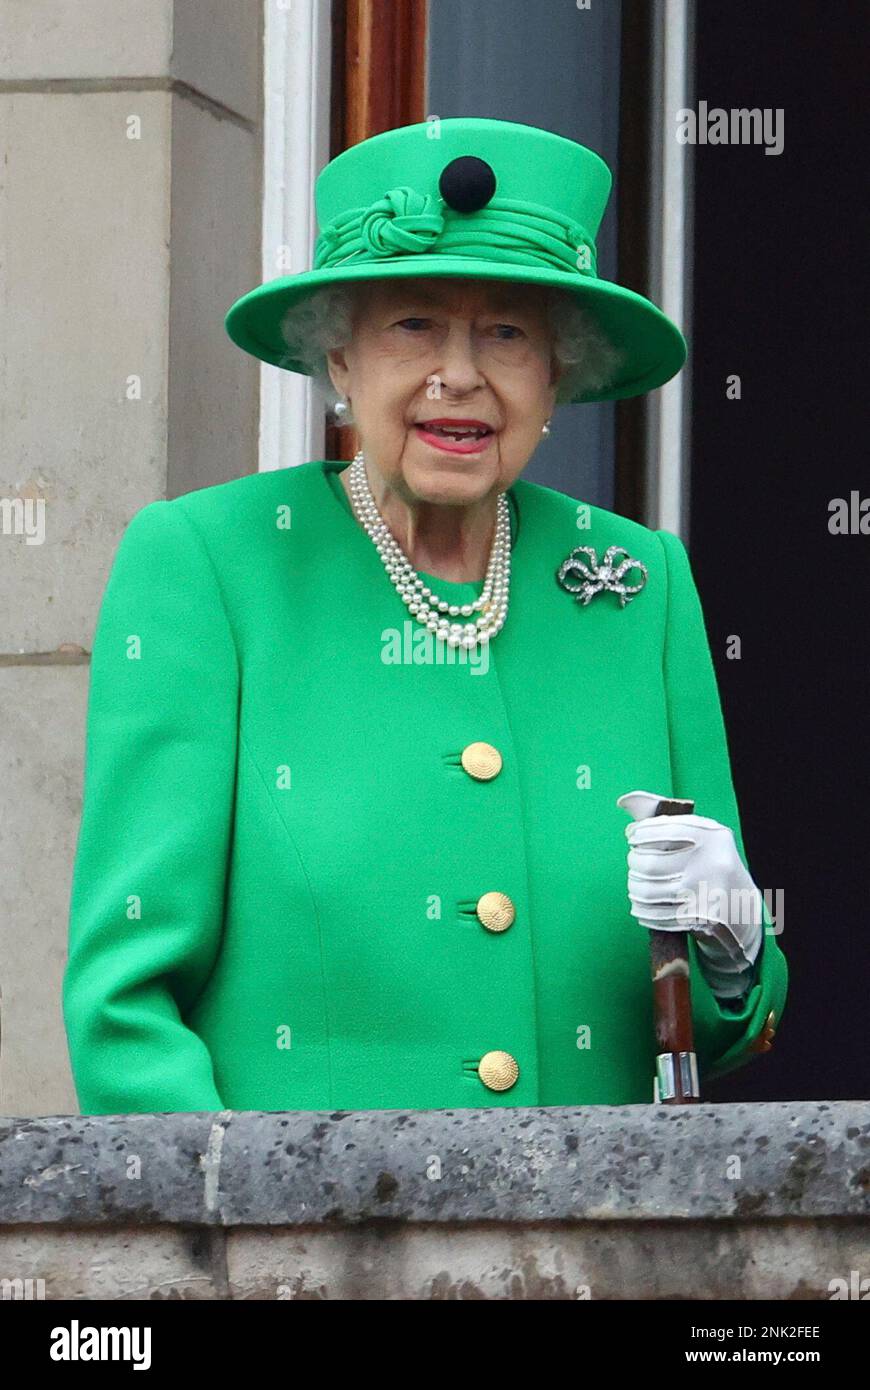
[1,1101,867,1299]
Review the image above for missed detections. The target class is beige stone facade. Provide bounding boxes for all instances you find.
[0,2,263,1117]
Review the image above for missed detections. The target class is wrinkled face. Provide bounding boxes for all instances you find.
[326,277,561,506]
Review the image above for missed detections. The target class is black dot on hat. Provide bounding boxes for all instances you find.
[438,156,497,213]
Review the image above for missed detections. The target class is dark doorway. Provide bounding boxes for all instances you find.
[689,1,867,1100]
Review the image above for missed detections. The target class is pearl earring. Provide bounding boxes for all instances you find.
[541,418,551,437]
[334,397,349,420]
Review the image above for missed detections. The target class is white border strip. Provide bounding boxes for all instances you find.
[259,0,332,472]
[645,0,695,536]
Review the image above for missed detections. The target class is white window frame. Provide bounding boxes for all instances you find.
[259,0,333,472]
[645,0,695,537]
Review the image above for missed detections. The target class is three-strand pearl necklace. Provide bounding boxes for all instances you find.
[347,450,511,649]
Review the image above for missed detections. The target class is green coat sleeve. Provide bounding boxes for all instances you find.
[63,500,238,1113]
[656,526,788,1082]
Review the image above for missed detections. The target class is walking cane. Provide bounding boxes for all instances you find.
[649,796,700,1105]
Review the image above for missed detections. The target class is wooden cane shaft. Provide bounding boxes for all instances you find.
[650,932,694,1052]
[650,797,698,1104]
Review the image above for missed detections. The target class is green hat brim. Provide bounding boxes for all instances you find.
[224,256,687,405]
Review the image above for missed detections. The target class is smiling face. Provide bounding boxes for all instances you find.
[325,276,561,507]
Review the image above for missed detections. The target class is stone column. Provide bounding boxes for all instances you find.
[0,1,263,1116]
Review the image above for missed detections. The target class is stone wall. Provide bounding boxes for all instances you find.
[0,1,263,1117]
[1,1102,867,1299]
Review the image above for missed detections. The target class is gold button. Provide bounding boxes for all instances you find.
[460,742,502,781]
[478,1050,519,1092]
[476,891,516,933]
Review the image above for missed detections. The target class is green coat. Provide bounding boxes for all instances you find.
[63,459,788,1113]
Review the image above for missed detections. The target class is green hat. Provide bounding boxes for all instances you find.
[224,117,686,403]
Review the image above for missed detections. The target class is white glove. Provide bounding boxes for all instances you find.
[616,789,763,1000]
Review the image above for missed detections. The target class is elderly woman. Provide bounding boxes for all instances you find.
[63,117,786,1113]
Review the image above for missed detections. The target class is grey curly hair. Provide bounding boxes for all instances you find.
[277,281,624,420]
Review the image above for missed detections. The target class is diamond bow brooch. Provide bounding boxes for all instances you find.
[556,545,648,608]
